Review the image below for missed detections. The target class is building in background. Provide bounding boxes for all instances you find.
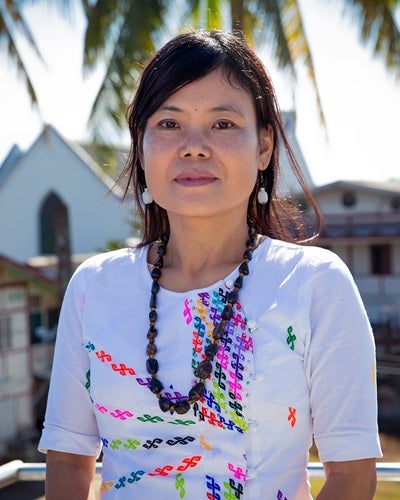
[0,125,135,266]
[0,255,59,459]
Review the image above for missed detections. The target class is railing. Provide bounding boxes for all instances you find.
[0,460,399,489]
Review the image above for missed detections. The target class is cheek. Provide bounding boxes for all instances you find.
[142,131,164,162]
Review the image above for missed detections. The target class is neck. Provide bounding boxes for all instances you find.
[150,213,251,292]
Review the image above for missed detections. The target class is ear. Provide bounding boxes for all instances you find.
[258,125,274,171]
[137,132,145,170]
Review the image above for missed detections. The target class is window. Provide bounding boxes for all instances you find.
[40,192,70,255]
[342,191,356,208]
[0,315,12,349]
[370,245,391,275]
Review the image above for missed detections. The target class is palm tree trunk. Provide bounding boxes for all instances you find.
[230,0,245,36]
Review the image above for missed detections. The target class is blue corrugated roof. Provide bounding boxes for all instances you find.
[0,145,23,187]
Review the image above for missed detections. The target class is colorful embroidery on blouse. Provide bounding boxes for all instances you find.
[91,397,197,426]
[277,489,288,500]
[175,473,186,497]
[185,287,253,434]
[286,325,296,350]
[288,407,297,427]
[101,435,196,450]
[101,455,203,494]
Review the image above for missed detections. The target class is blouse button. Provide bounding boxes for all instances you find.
[247,468,257,480]
[225,279,234,289]
[247,319,257,332]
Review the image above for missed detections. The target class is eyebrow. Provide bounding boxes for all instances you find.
[157,104,245,117]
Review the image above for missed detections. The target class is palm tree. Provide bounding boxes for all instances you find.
[0,0,43,107]
[0,0,72,110]
[83,0,400,142]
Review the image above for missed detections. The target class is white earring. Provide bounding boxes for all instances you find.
[142,188,153,205]
[257,187,268,205]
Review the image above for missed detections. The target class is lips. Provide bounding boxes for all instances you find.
[174,171,217,186]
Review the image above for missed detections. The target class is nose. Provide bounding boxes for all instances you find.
[179,130,210,159]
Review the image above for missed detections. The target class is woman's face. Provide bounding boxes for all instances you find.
[142,68,273,221]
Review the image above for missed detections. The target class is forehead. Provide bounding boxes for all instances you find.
[159,69,254,110]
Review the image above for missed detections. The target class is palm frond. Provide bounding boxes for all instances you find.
[0,2,41,107]
[83,0,125,69]
[280,0,325,125]
[341,0,400,80]
[86,0,167,141]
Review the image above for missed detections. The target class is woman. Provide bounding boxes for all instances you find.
[40,31,381,499]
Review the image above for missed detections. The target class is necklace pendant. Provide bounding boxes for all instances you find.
[188,382,205,402]
[173,400,191,415]
[159,396,172,413]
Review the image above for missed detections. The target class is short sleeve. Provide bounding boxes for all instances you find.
[305,253,382,462]
[38,261,102,457]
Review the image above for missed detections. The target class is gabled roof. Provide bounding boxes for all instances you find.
[0,145,23,187]
[0,253,58,291]
[0,125,126,199]
[314,179,400,196]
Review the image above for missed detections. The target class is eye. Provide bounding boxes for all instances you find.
[214,120,234,129]
[159,120,179,129]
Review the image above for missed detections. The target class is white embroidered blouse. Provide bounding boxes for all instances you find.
[39,237,382,499]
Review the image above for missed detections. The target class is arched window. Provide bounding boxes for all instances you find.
[39,192,69,255]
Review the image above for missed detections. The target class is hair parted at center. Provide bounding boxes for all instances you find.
[120,30,322,245]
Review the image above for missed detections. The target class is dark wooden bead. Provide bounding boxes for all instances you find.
[151,267,161,280]
[149,293,157,309]
[157,244,166,256]
[212,322,225,340]
[188,382,205,401]
[146,342,157,356]
[239,261,249,276]
[147,326,157,339]
[151,281,160,294]
[205,342,218,356]
[149,377,163,394]
[161,233,170,244]
[196,359,212,379]
[222,305,233,320]
[146,358,158,374]
[149,309,157,322]
[234,276,243,289]
[159,396,172,412]
[154,256,164,268]
[227,291,238,304]
[174,400,191,414]
[243,249,253,261]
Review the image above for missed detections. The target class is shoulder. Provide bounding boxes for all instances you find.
[267,237,345,269]
[67,246,147,293]
[259,238,353,285]
[77,246,145,274]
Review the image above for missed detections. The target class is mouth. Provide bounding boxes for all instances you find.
[174,171,217,187]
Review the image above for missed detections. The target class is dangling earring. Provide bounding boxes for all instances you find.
[257,171,268,205]
[142,187,153,205]
[257,187,268,204]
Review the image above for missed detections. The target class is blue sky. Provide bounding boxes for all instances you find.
[0,0,399,186]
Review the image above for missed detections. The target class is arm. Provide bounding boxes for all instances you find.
[307,255,381,464]
[46,450,97,500]
[317,458,377,499]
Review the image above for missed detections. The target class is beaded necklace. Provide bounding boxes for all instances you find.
[146,223,256,415]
